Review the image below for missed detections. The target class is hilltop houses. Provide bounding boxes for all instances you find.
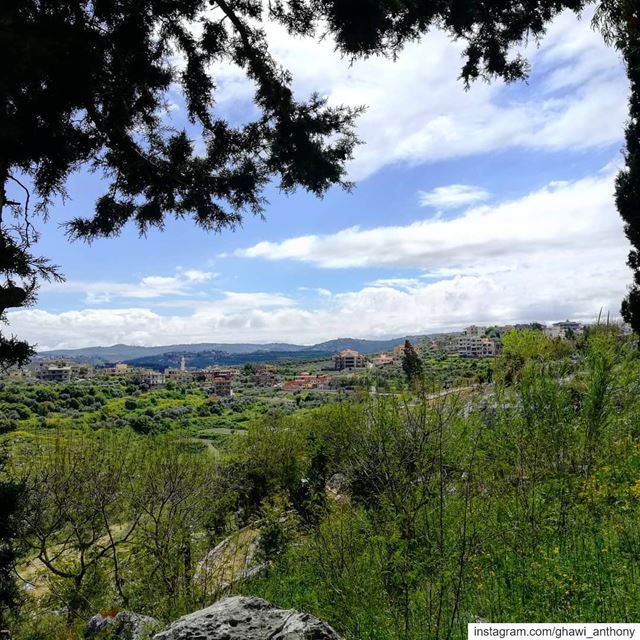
[5,319,598,388]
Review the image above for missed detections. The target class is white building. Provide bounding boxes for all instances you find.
[136,368,165,387]
[457,336,498,357]
[543,320,584,339]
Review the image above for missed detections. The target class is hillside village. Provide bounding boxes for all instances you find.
[4,321,590,395]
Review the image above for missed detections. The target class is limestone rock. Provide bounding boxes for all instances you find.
[326,473,350,499]
[152,595,340,640]
[195,527,265,591]
[86,610,161,639]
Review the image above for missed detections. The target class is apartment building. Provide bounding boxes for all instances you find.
[210,376,232,397]
[35,360,95,382]
[333,349,365,370]
[101,363,132,377]
[252,364,278,386]
[457,336,498,357]
[543,320,584,339]
[135,368,165,387]
[36,363,72,383]
[164,368,193,384]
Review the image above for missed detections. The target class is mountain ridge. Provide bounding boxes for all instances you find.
[37,334,441,364]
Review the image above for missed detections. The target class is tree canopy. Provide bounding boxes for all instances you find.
[1,0,639,371]
[401,339,423,384]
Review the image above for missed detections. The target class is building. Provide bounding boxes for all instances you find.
[543,326,565,339]
[280,373,330,391]
[36,363,72,383]
[164,355,194,384]
[429,335,459,354]
[209,376,232,397]
[252,364,278,386]
[101,363,132,377]
[333,349,365,370]
[543,320,584,339]
[164,368,193,384]
[135,368,165,387]
[373,353,394,367]
[199,368,235,384]
[457,336,498,357]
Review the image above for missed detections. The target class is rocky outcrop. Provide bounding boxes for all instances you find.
[86,611,161,639]
[326,473,350,500]
[195,527,267,592]
[152,595,340,640]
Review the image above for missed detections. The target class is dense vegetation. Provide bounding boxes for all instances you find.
[1,325,639,638]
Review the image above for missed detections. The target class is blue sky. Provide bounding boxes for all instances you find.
[6,8,632,349]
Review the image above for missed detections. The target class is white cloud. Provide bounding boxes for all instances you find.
[418,185,490,209]
[42,268,218,304]
[9,167,632,350]
[210,8,627,181]
[233,169,623,271]
[9,256,626,350]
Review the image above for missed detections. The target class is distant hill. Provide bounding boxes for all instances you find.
[124,350,335,370]
[37,335,438,366]
[37,341,309,364]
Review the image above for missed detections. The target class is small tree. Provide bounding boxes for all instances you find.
[20,433,140,621]
[401,340,423,385]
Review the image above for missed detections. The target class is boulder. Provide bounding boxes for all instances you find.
[152,595,340,640]
[325,473,350,499]
[86,610,161,639]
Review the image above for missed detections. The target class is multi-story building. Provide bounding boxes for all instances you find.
[210,376,232,397]
[101,363,132,377]
[252,364,278,386]
[36,363,72,383]
[199,368,235,384]
[165,354,193,384]
[164,368,193,384]
[543,320,584,339]
[457,336,498,357]
[333,349,365,370]
[135,368,165,387]
[429,335,459,354]
[464,325,482,338]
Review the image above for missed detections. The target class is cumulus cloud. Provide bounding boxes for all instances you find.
[9,166,631,350]
[211,8,627,180]
[9,256,626,351]
[233,170,623,271]
[418,185,490,209]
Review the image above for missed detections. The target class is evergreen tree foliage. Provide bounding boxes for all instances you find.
[401,339,423,383]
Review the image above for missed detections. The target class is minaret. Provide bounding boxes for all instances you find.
[180,355,186,371]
